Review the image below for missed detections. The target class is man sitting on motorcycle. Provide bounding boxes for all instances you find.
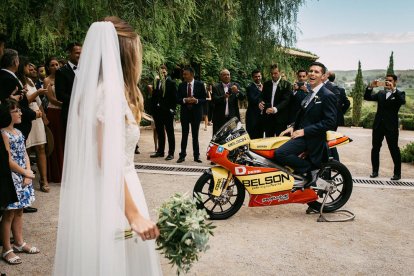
[274,62,337,188]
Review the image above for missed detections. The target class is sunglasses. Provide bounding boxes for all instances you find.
[10,108,22,114]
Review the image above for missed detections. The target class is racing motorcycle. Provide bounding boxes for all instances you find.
[193,117,353,220]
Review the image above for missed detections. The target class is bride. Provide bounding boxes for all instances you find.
[53,17,162,275]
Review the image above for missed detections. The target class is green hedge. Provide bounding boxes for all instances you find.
[401,142,414,163]
[361,112,376,129]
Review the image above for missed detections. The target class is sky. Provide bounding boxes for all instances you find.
[295,0,414,70]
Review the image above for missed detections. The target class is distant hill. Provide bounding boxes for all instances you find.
[334,69,414,91]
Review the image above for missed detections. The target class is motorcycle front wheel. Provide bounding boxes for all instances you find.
[193,170,245,220]
[307,160,353,212]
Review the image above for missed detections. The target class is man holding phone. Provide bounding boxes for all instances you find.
[288,69,308,125]
[364,74,406,180]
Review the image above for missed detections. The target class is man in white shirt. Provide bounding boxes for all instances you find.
[260,64,292,137]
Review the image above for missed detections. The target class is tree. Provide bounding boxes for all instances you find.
[0,0,305,79]
[352,61,364,126]
[387,51,394,75]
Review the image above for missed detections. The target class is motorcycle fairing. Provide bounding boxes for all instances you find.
[248,189,318,207]
[236,171,294,195]
[249,136,290,150]
[222,133,250,151]
[326,131,352,148]
[210,166,231,197]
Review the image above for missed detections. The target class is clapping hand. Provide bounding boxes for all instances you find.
[258,101,265,111]
[230,85,238,93]
[186,97,197,104]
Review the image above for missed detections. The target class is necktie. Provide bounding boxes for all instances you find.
[187,83,192,97]
[302,91,314,108]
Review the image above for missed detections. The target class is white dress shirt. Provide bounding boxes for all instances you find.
[271,77,281,113]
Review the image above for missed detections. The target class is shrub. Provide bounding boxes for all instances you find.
[344,116,353,127]
[361,112,376,129]
[402,119,414,130]
[401,142,414,163]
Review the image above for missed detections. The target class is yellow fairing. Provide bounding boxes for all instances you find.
[249,136,290,150]
[326,130,344,141]
[236,171,294,194]
[211,167,232,196]
[222,134,250,151]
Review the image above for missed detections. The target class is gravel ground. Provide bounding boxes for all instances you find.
[1,121,413,276]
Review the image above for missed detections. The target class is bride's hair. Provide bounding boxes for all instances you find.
[103,16,145,123]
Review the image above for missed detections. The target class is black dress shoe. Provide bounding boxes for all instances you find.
[370,172,378,178]
[194,159,202,163]
[165,155,174,161]
[150,152,164,158]
[391,175,401,181]
[23,207,37,213]
[177,157,185,163]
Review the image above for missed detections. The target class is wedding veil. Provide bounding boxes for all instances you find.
[53,22,128,275]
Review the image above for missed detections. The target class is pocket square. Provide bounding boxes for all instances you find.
[315,101,322,104]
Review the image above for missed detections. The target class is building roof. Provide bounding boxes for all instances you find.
[284,48,319,60]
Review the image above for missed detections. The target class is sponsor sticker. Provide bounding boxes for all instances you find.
[234,167,247,175]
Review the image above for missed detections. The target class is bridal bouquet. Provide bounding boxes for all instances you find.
[156,193,215,275]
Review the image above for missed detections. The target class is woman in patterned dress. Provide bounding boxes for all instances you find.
[0,99,39,265]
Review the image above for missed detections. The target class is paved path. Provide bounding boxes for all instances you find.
[1,124,413,275]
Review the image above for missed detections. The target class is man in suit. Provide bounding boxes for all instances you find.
[323,71,351,161]
[211,69,245,135]
[246,69,264,139]
[288,69,308,125]
[364,74,406,180]
[176,66,206,163]
[0,49,39,140]
[325,71,350,127]
[55,42,82,136]
[261,64,292,137]
[150,65,177,160]
[274,62,337,188]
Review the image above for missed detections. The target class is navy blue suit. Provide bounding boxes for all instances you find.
[245,82,264,139]
[274,86,337,173]
[324,81,350,127]
[364,87,405,176]
[177,80,206,159]
[288,89,307,125]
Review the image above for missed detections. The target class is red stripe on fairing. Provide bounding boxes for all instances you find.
[328,136,349,148]
[248,189,318,207]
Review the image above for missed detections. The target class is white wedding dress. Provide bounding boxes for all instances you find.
[123,107,162,276]
[53,21,162,276]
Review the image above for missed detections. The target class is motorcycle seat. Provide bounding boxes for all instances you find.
[249,136,290,151]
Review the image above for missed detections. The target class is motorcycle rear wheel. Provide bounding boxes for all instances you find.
[193,170,245,220]
[307,160,353,212]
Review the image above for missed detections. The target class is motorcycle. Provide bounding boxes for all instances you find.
[193,117,354,220]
